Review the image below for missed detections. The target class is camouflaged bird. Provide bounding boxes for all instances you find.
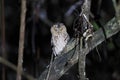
[51,23,70,56]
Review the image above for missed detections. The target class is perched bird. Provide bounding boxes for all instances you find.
[51,23,70,56]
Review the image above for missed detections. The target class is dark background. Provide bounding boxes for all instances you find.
[0,0,120,80]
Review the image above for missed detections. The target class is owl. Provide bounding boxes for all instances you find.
[51,23,70,56]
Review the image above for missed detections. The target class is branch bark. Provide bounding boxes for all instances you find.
[78,0,91,80]
[16,0,26,80]
[38,17,120,80]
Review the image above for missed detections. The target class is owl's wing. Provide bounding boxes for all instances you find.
[51,38,53,47]
[51,37,58,56]
[63,33,70,44]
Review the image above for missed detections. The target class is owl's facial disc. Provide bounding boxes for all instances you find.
[54,25,59,31]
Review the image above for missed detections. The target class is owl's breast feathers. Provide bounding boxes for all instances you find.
[52,33,69,56]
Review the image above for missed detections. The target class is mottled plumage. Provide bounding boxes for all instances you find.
[51,23,69,56]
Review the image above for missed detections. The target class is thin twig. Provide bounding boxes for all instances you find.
[16,0,26,80]
[112,0,120,18]
[1,0,6,79]
[45,53,54,80]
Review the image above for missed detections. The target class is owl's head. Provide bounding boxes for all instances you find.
[51,23,67,35]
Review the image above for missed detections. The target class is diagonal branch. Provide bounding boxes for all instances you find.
[38,17,120,80]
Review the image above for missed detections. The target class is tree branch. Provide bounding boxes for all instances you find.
[1,0,7,79]
[78,0,91,79]
[16,0,26,80]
